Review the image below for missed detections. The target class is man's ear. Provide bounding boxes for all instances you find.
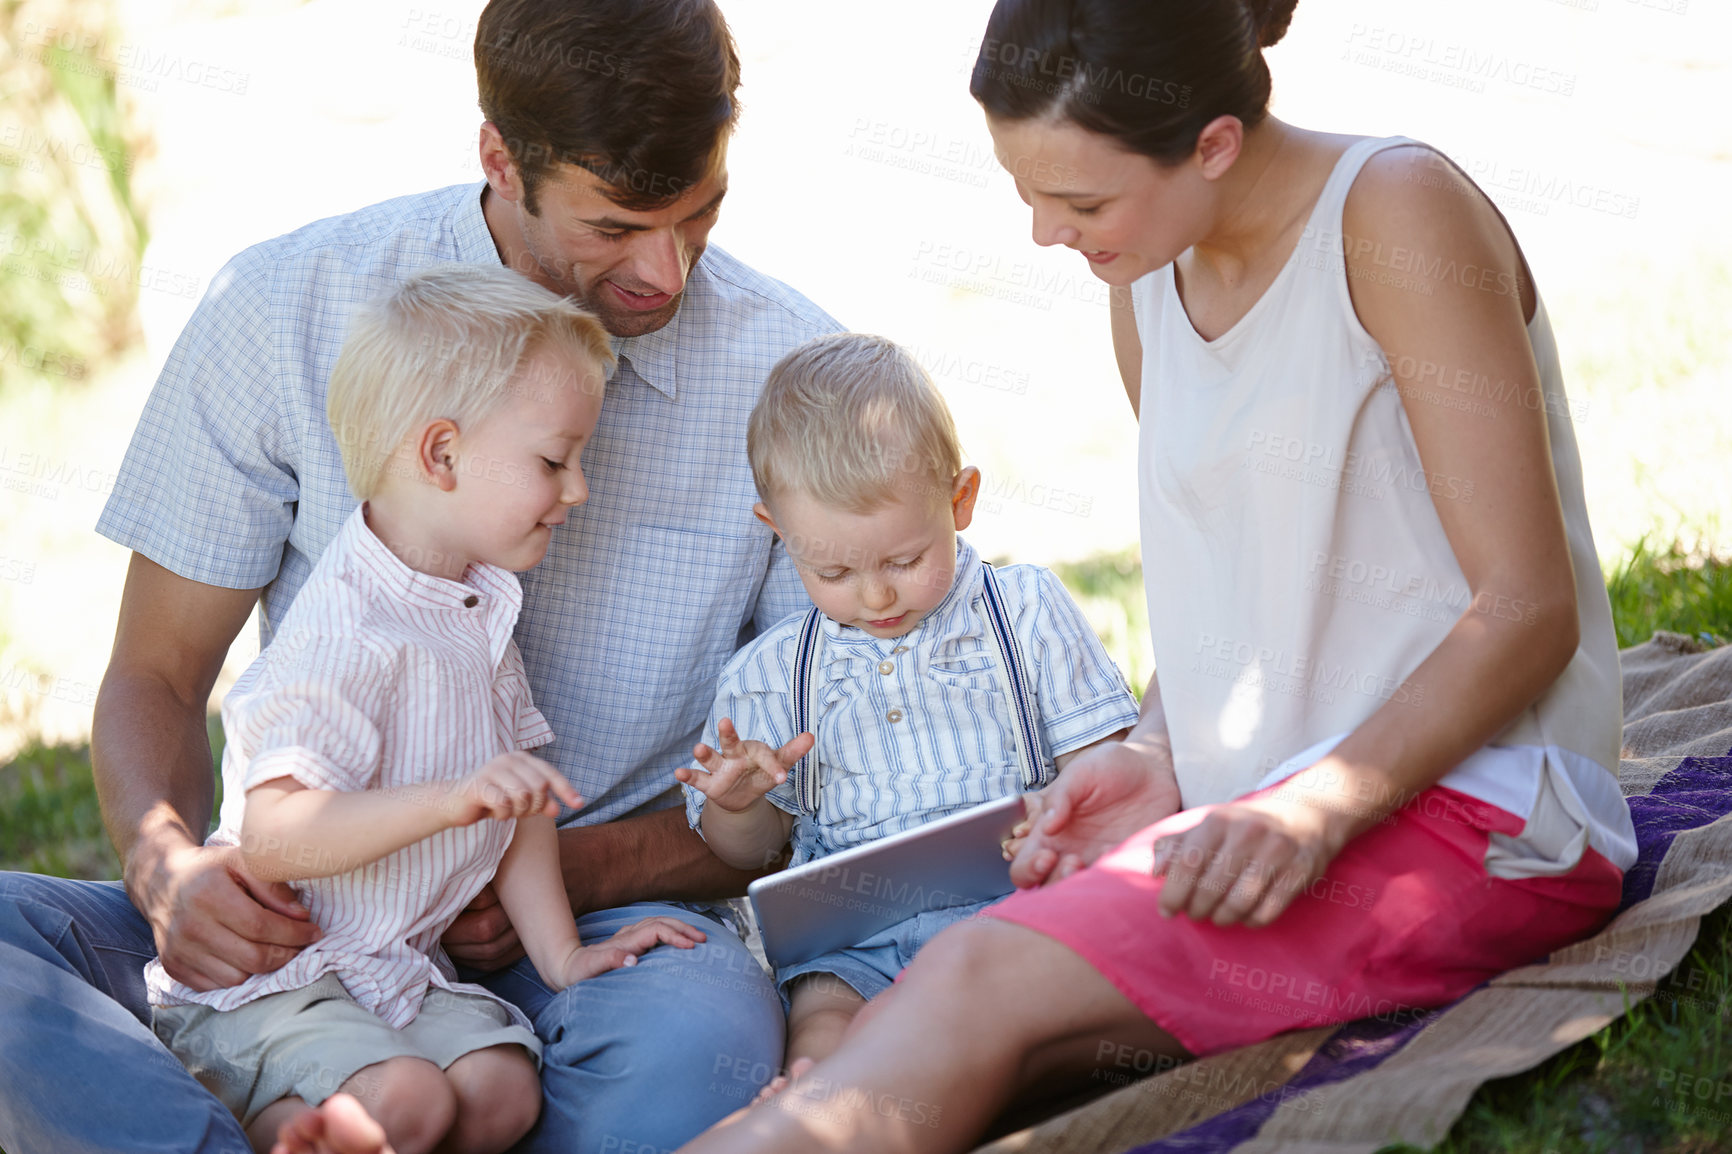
[752,501,784,540]
[950,466,982,532]
[416,419,462,492]
[479,122,524,204]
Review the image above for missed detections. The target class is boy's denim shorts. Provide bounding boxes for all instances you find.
[774,895,1005,1008]
[151,972,542,1127]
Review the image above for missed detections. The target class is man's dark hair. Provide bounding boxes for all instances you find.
[476,0,741,213]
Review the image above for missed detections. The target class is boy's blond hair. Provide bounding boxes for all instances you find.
[327,263,615,499]
[748,333,961,512]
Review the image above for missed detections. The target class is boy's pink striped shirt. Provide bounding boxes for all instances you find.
[144,504,553,1029]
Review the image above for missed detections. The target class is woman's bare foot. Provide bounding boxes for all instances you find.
[750,1056,816,1105]
[269,1093,396,1154]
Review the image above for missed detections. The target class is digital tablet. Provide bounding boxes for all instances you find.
[747,793,1028,971]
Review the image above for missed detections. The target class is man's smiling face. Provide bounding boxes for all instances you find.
[482,133,728,338]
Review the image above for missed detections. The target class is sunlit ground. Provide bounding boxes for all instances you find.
[1,0,1728,756]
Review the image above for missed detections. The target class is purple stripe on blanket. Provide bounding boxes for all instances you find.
[1126,1010,1441,1152]
[1124,749,1732,1153]
[1620,753,1732,907]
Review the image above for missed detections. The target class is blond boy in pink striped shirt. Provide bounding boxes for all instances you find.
[144,264,705,1154]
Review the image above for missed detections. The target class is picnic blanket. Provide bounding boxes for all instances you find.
[977,631,1732,1154]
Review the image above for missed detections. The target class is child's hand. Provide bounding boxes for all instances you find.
[1000,794,1041,863]
[450,752,582,826]
[674,718,815,815]
[558,916,708,986]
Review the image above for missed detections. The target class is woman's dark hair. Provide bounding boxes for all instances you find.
[476,0,741,213]
[969,0,1298,165]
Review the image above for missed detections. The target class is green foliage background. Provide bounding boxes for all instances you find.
[0,0,148,394]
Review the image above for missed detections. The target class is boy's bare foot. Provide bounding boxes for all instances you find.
[270,1093,396,1154]
[751,1056,816,1105]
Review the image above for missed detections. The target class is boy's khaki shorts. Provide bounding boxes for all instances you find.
[151,973,542,1128]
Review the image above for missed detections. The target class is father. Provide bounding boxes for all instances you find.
[0,1,839,1151]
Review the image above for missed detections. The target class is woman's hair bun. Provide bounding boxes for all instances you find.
[972,0,1292,165]
[1247,0,1298,47]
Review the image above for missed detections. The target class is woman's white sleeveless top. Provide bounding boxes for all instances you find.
[1132,135,1636,874]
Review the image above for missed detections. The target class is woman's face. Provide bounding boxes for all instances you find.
[986,115,1219,285]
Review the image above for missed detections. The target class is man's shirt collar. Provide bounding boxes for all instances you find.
[459,181,682,401]
[457,182,502,268]
[610,302,683,400]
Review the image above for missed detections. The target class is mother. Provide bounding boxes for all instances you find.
[682,0,1637,1149]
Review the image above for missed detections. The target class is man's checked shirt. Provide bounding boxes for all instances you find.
[98,182,842,825]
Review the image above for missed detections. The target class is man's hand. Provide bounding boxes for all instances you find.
[450,752,583,826]
[1007,738,1183,889]
[131,841,322,991]
[442,882,526,972]
[673,719,814,815]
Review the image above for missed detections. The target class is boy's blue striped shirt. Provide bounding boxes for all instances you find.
[685,537,1141,865]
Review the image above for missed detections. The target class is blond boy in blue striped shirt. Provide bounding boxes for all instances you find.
[677,333,1140,1069]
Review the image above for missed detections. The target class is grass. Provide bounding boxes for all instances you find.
[1373,543,1732,1154]
[1051,545,1154,699]
[0,713,223,882]
[0,544,1727,1153]
[1606,538,1732,650]
[0,740,120,880]
[0,0,146,397]
[1381,902,1732,1154]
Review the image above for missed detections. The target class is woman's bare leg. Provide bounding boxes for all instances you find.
[677,918,1187,1153]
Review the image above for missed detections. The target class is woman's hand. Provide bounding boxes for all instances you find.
[1151,791,1348,927]
[1007,737,1182,889]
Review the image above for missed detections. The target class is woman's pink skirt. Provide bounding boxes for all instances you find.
[984,785,1622,1056]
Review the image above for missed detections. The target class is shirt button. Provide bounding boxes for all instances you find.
[463,595,479,608]
[892,646,910,654]
[877,660,894,676]
[887,709,904,723]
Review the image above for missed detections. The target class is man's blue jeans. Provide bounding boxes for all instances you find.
[0,872,784,1154]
